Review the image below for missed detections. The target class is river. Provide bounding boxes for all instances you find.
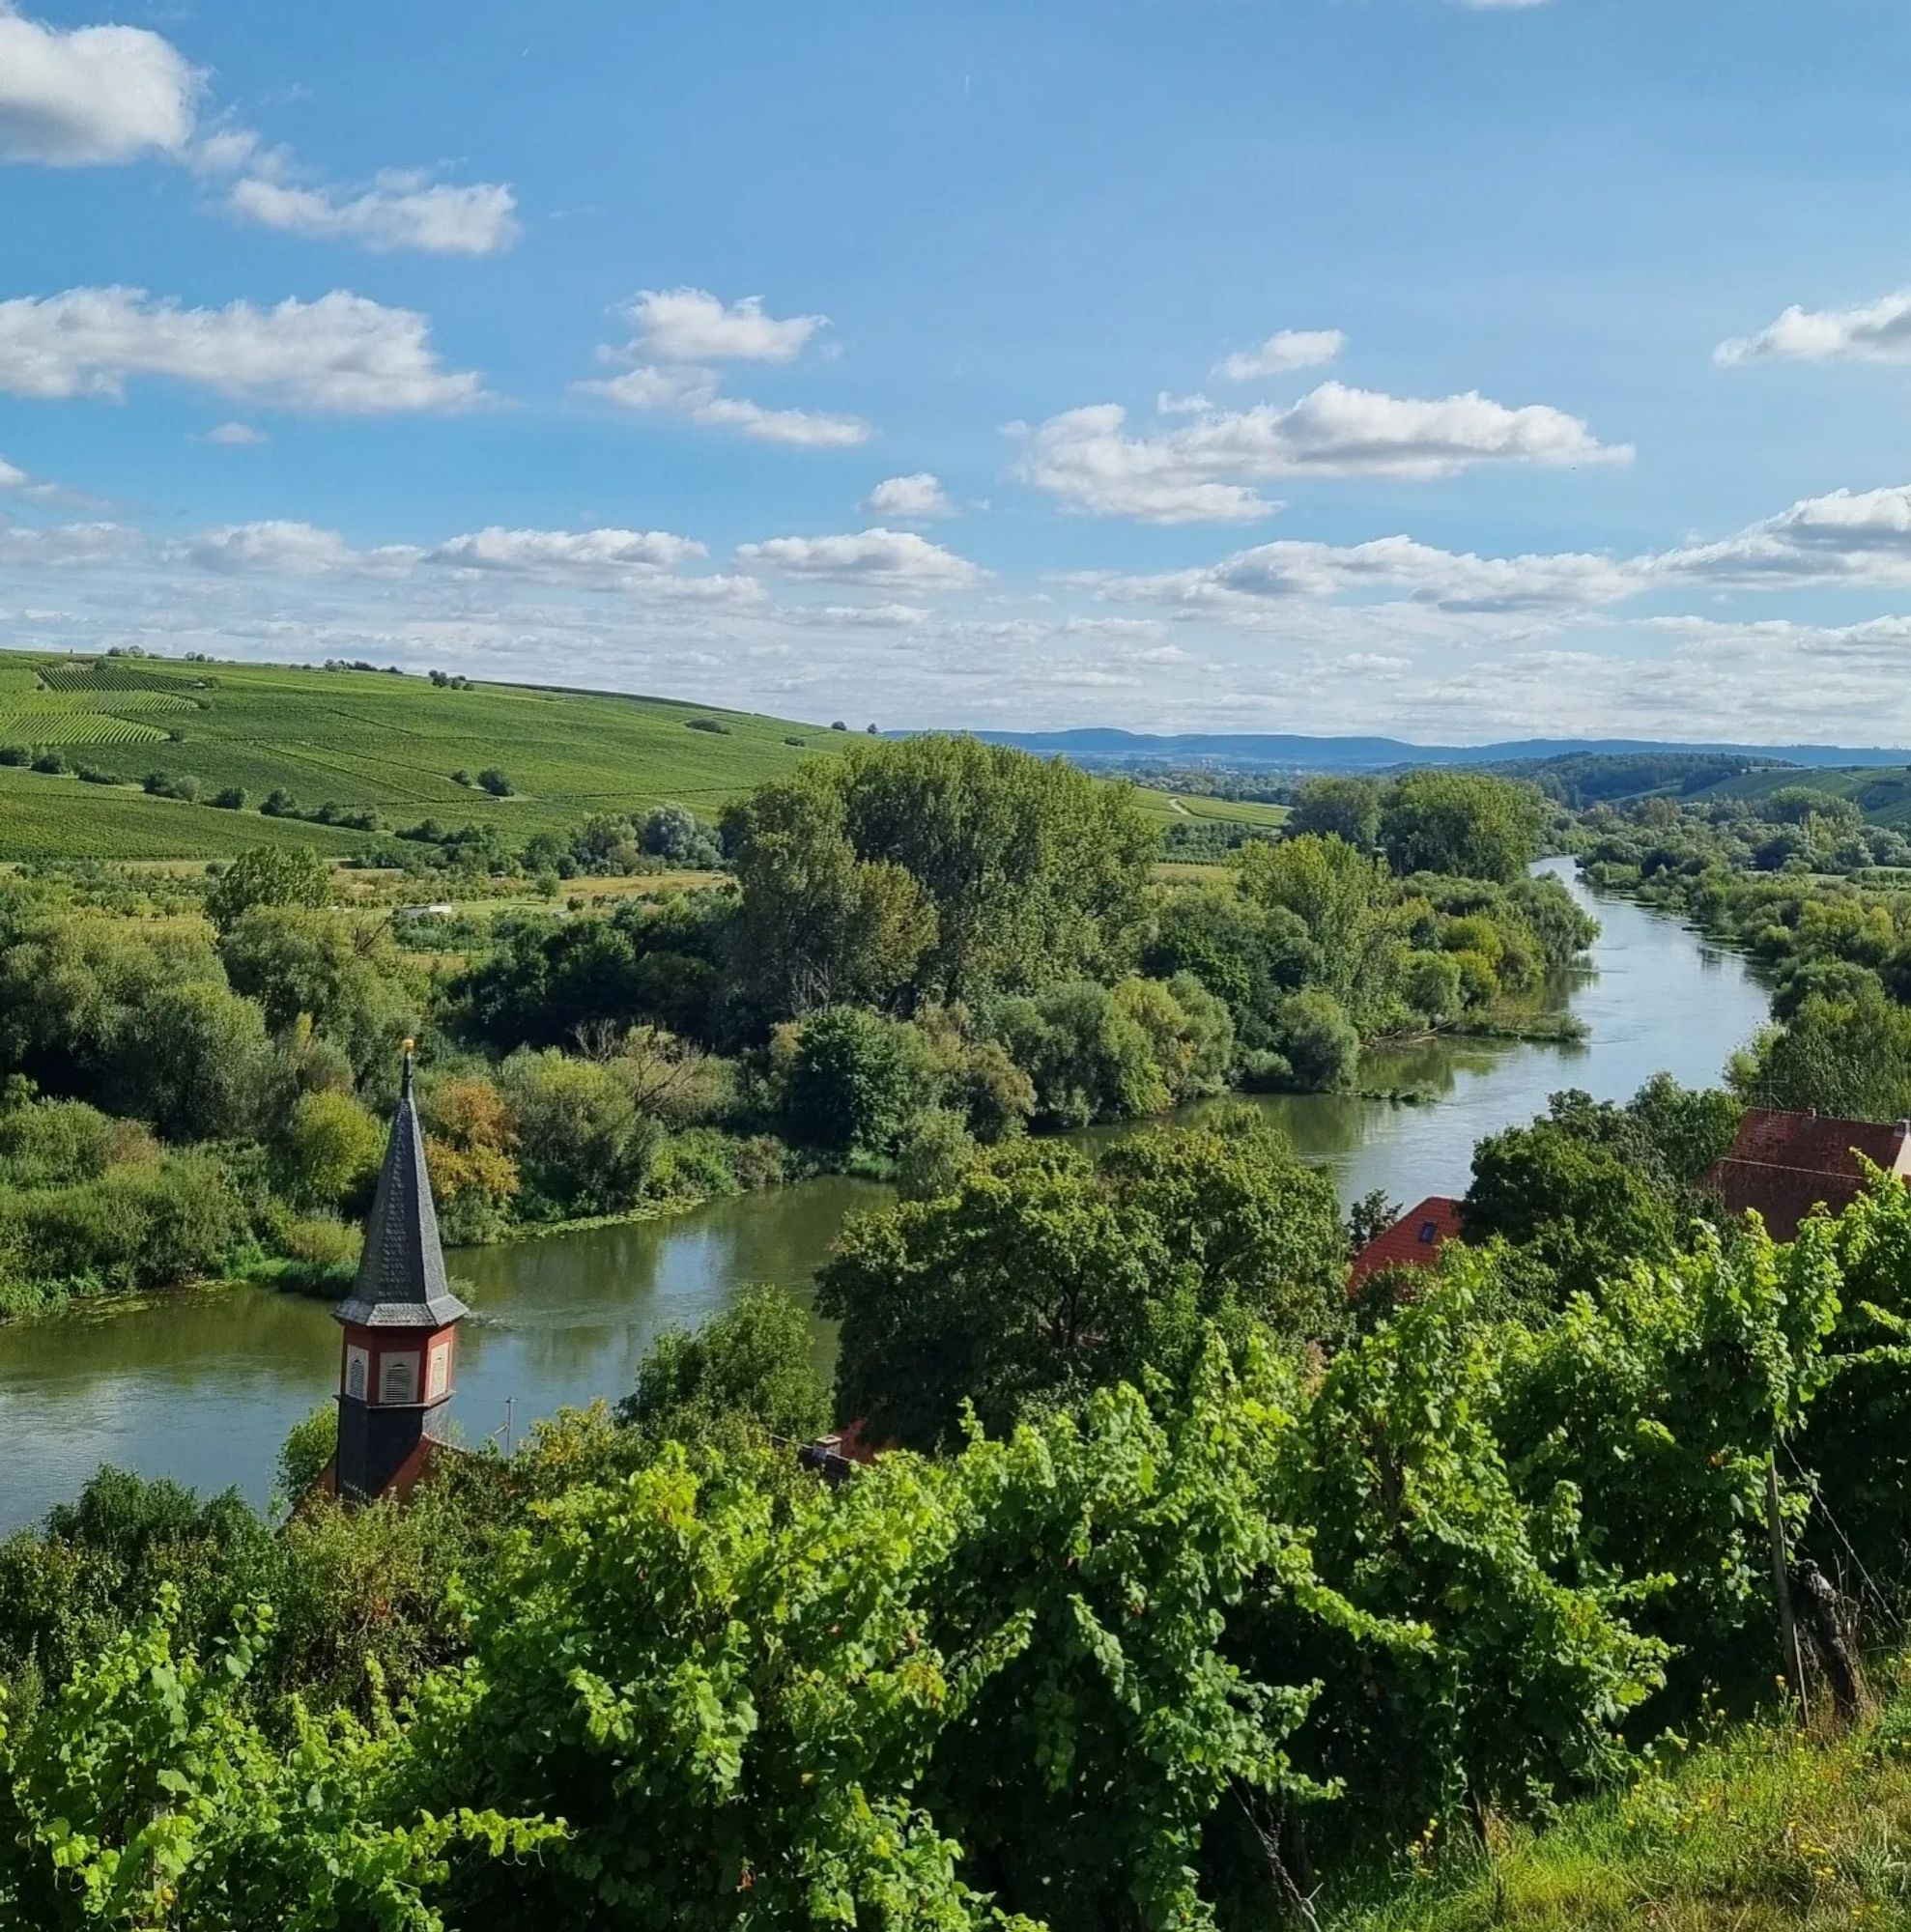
[0,859,1771,1533]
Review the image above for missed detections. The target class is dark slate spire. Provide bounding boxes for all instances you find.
[334,1042,468,1330]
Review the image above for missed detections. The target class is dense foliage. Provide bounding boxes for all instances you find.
[7,1142,1910,1926]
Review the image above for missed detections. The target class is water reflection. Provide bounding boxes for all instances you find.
[0,860,1772,1530]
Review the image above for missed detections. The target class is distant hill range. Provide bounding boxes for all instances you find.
[960,729,1911,774]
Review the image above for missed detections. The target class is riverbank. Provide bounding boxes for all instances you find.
[0,861,1777,1532]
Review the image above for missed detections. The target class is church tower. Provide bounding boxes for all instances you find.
[332,1042,468,1500]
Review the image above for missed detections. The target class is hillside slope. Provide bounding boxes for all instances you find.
[1329,1685,1911,1931]
[1696,763,1911,826]
[0,651,852,860]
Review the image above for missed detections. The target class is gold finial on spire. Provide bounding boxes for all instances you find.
[401,1037,416,1096]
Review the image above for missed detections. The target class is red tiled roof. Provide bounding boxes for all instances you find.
[1350,1195,1466,1290]
[1699,1109,1910,1243]
[1725,1109,1905,1176]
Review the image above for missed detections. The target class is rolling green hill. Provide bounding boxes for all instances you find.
[0,651,857,861]
[0,649,1298,864]
[1695,763,1911,825]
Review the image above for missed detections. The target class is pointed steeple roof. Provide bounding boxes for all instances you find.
[334,1044,468,1330]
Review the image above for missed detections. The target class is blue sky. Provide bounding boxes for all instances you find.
[7,0,1911,742]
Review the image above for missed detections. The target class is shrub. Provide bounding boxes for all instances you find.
[1273,987,1361,1091]
[646,1126,745,1202]
[499,1049,660,1217]
[619,1284,829,1444]
[260,786,297,817]
[279,1089,383,1211]
[263,1214,362,1295]
[0,745,28,767]
[75,766,124,787]
[0,1152,253,1298]
[684,718,731,735]
[780,1007,925,1159]
[475,767,515,797]
[212,785,245,810]
[30,749,69,775]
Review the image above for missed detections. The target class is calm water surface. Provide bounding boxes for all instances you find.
[0,860,1770,1530]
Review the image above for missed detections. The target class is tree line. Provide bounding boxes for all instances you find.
[0,742,1568,1317]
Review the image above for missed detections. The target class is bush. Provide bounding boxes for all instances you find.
[1273,987,1360,1091]
[0,745,27,767]
[984,980,1168,1126]
[500,1049,660,1217]
[29,749,69,775]
[0,1152,253,1299]
[476,766,515,797]
[684,718,731,735]
[259,786,297,817]
[780,1007,925,1159]
[212,785,246,810]
[646,1126,745,1201]
[75,766,124,786]
[279,1089,383,1211]
[264,1214,361,1295]
[894,1107,978,1201]
[618,1284,829,1444]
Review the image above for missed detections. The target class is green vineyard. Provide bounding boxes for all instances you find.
[0,650,859,860]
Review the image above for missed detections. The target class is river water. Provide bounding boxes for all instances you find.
[0,860,1771,1532]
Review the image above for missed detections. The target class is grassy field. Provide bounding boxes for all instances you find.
[1328,1685,1911,1931]
[0,650,857,861]
[1135,786,1291,830]
[1697,764,1911,826]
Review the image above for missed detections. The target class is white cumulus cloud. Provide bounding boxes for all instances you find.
[1655,484,1911,586]
[167,520,413,576]
[1212,329,1345,382]
[863,472,955,520]
[582,289,867,446]
[1718,289,1911,367]
[814,602,932,627]
[581,362,868,447]
[736,527,983,590]
[423,526,706,574]
[0,520,133,563]
[0,287,486,412]
[1098,534,1637,613]
[226,171,519,256]
[205,421,267,446]
[1016,382,1627,523]
[0,3,200,164]
[620,288,828,363]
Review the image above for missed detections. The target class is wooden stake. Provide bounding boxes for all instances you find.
[1768,1449,1809,1719]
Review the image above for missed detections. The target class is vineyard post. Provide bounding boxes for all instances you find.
[1766,1448,1809,1719]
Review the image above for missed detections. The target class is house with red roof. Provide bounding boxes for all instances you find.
[1700,1108,1911,1242]
[1349,1195,1466,1292]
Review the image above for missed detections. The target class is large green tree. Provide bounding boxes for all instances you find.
[722,735,1157,1022]
[1379,770,1546,883]
[818,1116,1347,1450]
